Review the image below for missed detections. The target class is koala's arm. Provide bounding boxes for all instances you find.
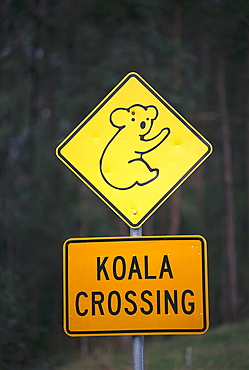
[136,127,170,154]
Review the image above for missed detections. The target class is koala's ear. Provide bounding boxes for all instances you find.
[110,108,127,128]
[147,105,158,120]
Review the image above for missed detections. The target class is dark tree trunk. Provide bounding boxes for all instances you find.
[247,32,249,261]
[217,56,238,322]
[169,0,182,235]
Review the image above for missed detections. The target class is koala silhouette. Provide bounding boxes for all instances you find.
[100,104,170,190]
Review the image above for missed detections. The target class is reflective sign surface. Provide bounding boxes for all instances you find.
[56,73,212,228]
[63,236,209,336]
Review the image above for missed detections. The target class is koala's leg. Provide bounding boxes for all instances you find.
[128,157,159,186]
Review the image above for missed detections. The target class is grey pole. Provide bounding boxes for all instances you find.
[132,335,144,370]
[130,226,144,370]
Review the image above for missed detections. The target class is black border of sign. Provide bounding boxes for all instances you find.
[57,73,212,228]
[64,236,209,336]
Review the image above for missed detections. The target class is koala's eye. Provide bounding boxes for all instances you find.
[140,121,146,129]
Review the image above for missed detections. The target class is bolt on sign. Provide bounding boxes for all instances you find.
[56,72,213,228]
[63,236,209,337]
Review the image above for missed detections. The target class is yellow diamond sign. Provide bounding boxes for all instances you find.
[56,72,212,228]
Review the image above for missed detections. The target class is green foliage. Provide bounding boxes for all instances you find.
[0,268,38,369]
[35,319,249,369]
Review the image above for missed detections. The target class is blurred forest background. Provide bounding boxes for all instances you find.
[0,0,248,368]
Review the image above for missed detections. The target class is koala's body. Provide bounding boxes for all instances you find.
[100,104,170,190]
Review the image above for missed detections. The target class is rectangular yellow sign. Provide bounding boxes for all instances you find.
[63,236,209,336]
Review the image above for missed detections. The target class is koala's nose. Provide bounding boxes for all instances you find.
[140,121,146,129]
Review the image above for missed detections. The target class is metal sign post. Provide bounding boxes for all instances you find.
[130,226,144,370]
[132,335,144,370]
